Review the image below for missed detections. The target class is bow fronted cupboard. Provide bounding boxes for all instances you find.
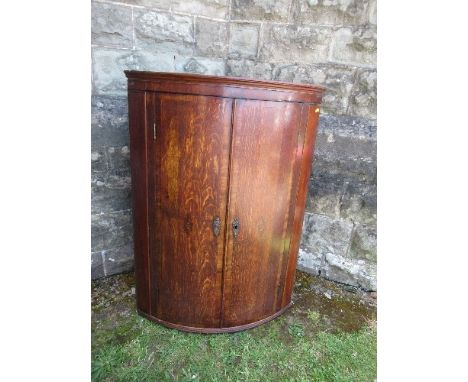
[126,71,324,333]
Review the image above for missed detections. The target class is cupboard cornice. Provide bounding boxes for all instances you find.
[125,71,325,104]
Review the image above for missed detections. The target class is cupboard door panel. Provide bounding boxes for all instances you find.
[148,94,232,328]
[222,99,307,327]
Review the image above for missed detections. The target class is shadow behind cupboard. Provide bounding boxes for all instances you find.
[126,71,324,333]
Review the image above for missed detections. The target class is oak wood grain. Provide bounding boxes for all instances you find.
[147,93,232,328]
[126,72,324,332]
[128,90,150,313]
[222,99,306,327]
[281,105,320,307]
[125,71,324,104]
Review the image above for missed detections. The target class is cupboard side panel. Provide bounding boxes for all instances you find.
[282,105,320,306]
[150,94,232,328]
[222,99,304,327]
[128,90,151,313]
[147,93,159,318]
[273,103,309,312]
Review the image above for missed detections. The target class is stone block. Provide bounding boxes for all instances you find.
[259,25,332,63]
[92,48,175,96]
[307,167,342,218]
[102,243,134,276]
[299,213,353,260]
[349,223,376,262]
[91,251,105,279]
[195,19,228,58]
[339,182,376,225]
[348,68,376,119]
[368,0,377,25]
[314,126,376,164]
[308,156,377,226]
[132,50,176,72]
[175,57,226,75]
[298,212,376,291]
[107,146,131,173]
[311,152,377,191]
[228,23,260,59]
[323,251,376,291]
[231,0,292,22]
[92,48,138,96]
[297,248,322,276]
[172,0,229,19]
[91,210,133,252]
[91,173,132,214]
[318,114,377,140]
[274,63,356,115]
[292,0,369,26]
[331,26,376,66]
[92,2,133,48]
[91,215,105,252]
[134,9,194,54]
[91,95,129,149]
[118,0,172,10]
[120,0,229,18]
[226,59,273,80]
[91,148,108,174]
[306,114,377,223]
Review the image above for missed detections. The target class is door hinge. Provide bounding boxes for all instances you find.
[153,122,156,140]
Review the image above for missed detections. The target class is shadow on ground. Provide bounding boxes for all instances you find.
[92,271,376,381]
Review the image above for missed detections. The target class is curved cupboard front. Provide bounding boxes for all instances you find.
[126,71,324,333]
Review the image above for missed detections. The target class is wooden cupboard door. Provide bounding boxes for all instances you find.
[147,93,232,328]
[222,99,307,327]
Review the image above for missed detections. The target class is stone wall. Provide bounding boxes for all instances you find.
[91,0,377,290]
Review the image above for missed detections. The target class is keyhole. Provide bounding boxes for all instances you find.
[232,218,240,238]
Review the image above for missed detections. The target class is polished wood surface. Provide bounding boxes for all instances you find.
[128,91,150,313]
[126,72,324,333]
[148,93,232,328]
[137,302,292,334]
[222,100,305,327]
[126,71,324,104]
[282,105,320,307]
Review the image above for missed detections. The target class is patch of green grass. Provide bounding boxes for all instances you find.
[287,323,305,338]
[92,313,376,382]
[307,309,321,323]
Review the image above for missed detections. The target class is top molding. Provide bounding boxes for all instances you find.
[125,71,325,104]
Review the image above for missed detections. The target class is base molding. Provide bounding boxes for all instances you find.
[137,302,293,334]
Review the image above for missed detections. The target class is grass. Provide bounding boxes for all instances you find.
[306,309,321,323]
[92,272,377,381]
[92,313,376,381]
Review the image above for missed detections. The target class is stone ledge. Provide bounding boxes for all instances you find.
[297,252,376,292]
